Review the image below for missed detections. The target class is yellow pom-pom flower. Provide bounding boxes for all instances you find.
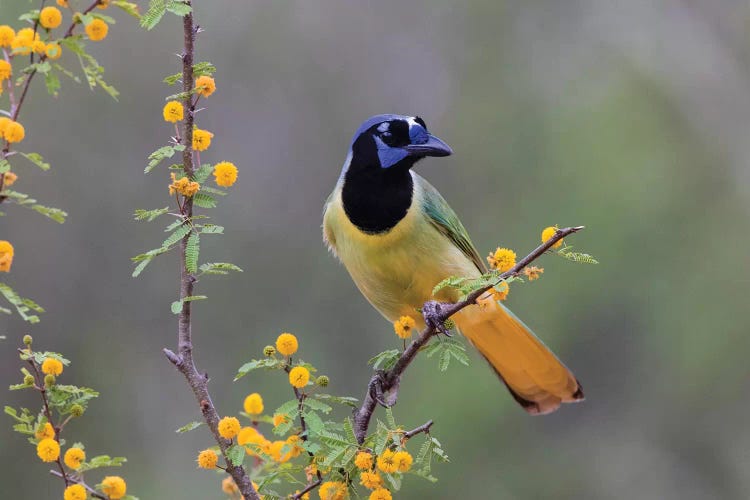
[45,43,62,60]
[56,0,69,7]
[376,449,397,474]
[40,7,63,29]
[237,426,266,455]
[272,413,288,427]
[64,447,86,469]
[35,422,55,440]
[63,484,87,500]
[218,416,241,440]
[243,392,264,415]
[0,26,15,47]
[3,171,17,187]
[168,172,200,197]
[100,476,126,499]
[162,100,184,123]
[192,128,213,151]
[195,75,216,97]
[37,438,60,462]
[0,60,11,81]
[354,451,374,470]
[85,19,108,41]
[393,315,416,339]
[42,357,63,376]
[97,0,110,9]
[0,240,14,273]
[3,121,25,143]
[523,266,544,281]
[276,332,299,356]
[0,117,10,136]
[32,39,47,54]
[393,450,413,472]
[487,247,516,272]
[359,471,382,490]
[288,366,310,389]
[541,226,563,249]
[490,282,509,302]
[286,434,304,458]
[318,481,347,500]
[369,488,392,500]
[213,161,238,187]
[197,449,218,469]
[221,476,239,495]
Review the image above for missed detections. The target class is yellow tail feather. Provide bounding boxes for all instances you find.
[454,292,584,415]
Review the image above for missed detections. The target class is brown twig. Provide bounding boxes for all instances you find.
[50,470,107,500]
[19,348,71,488]
[402,420,433,441]
[352,226,585,443]
[161,5,259,500]
[285,364,323,500]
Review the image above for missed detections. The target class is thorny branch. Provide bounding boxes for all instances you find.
[161,4,260,500]
[352,226,585,444]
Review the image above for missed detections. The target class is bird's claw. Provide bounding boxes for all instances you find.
[422,300,452,337]
[369,370,400,408]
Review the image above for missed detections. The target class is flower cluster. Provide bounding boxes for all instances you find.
[487,247,517,272]
[10,337,131,498]
[541,225,564,248]
[0,240,14,272]
[159,74,237,202]
[393,315,416,339]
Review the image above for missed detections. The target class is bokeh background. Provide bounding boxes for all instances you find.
[2,0,750,498]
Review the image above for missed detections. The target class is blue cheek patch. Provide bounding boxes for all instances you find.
[374,136,409,169]
[378,147,409,169]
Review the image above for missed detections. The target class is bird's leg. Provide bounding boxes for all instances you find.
[422,300,452,337]
[369,370,400,408]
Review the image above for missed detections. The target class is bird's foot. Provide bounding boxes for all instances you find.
[422,300,452,337]
[369,370,400,408]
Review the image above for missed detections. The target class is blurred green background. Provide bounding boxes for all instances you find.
[3,0,750,498]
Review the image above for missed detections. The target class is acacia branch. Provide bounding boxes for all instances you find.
[50,470,107,500]
[402,420,433,441]
[285,364,323,500]
[161,5,259,500]
[352,226,585,443]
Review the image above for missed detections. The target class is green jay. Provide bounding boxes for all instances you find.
[323,114,583,414]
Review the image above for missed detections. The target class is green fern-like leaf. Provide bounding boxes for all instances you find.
[557,246,599,264]
[140,0,167,29]
[161,224,191,248]
[185,231,200,273]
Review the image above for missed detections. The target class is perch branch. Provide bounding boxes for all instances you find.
[162,4,259,500]
[352,226,584,443]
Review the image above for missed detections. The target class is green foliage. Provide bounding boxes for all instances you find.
[134,207,170,222]
[0,282,44,323]
[185,231,200,272]
[557,245,600,264]
[163,62,216,85]
[60,37,119,100]
[175,421,203,433]
[170,295,207,315]
[113,1,142,18]
[198,262,243,276]
[368,349,401,371]
[234,358,284,381]
[422,337,470,372]
[20,152,51,171]
[1,190,68,223]
[145,145,185,173]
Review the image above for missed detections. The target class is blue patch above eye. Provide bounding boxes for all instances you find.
[409,125,429,144]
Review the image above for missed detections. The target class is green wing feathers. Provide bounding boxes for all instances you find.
[418,175,486,273]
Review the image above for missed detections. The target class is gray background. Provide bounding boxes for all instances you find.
[2,1,750,498]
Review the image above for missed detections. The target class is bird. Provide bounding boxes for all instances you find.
[322,114,583,415]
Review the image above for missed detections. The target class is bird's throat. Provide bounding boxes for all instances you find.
[342,166,414,234]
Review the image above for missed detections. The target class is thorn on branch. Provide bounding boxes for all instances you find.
[163,348,183,367]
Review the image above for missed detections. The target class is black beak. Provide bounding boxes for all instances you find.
[404,134,453,157]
